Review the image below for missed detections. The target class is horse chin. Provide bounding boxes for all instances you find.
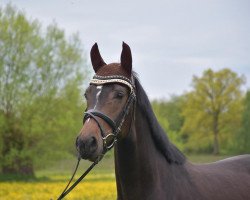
[78,151,97,162]
[87,156,97,162]
[77,145,103,162]
[87,154,102,162]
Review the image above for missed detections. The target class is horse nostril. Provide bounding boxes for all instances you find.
[88,137,97,153]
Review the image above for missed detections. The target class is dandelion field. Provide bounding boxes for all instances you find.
[0,180,116,200]
[0,156,117,200]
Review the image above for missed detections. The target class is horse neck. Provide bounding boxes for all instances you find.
[114,105,176,199]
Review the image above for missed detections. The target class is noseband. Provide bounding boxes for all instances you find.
[83,75,136,154]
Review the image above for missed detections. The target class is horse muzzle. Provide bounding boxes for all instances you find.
[76,136,99,161]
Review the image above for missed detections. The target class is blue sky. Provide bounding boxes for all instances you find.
[2,0,250,99]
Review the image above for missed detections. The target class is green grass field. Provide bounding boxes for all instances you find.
[0,154,234,200]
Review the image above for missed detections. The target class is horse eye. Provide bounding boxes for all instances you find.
[115,91,124,99]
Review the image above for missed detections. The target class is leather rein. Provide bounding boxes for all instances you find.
[56,75,136,199]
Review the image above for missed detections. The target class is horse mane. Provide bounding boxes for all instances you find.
[133,75,186,165]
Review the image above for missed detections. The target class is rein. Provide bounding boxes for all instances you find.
[57,156,100,200]
[56,75,136,199]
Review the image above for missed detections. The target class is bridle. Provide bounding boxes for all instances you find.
[56,75,136,200]
[84,75,136,154]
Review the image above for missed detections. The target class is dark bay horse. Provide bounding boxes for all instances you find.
[76,42,250,200]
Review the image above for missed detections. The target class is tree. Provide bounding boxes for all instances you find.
[237,90,250,153]
[181,68,245,154]
[0,4,87,175]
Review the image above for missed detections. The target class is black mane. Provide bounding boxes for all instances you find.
[134,76,186,165]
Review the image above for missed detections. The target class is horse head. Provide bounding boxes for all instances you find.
[76,42,136,161]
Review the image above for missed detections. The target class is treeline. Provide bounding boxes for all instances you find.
[152,70,250,155]
[0,4,88,175]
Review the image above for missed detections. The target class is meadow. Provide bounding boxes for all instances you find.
[0,154,231,200]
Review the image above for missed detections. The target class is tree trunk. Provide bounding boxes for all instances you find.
[213,131,219,155]
[213,113,220,155]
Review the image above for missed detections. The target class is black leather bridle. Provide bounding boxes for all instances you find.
[56,75,136,200]
[84,92,136,154]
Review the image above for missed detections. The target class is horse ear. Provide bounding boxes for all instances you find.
[120,42,132,76]
[90,43,106,72]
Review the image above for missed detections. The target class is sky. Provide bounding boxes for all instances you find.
[2,0,250,99]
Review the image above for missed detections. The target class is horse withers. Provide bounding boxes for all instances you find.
[76,42,250,200]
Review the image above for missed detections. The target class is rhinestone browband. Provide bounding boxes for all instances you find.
[90,75,135,95]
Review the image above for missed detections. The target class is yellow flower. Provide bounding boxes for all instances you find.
[0,181,116,200]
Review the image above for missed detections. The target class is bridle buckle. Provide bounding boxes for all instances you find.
[103,133,117,150]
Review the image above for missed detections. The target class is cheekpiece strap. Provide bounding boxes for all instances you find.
[90,75,135,96]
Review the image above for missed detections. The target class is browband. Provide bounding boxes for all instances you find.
[90,75,135,95]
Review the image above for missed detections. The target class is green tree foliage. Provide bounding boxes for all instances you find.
[152,96,185,150]
[0,4,87,175]
[181,68,245,154]
[237,90,250,153]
